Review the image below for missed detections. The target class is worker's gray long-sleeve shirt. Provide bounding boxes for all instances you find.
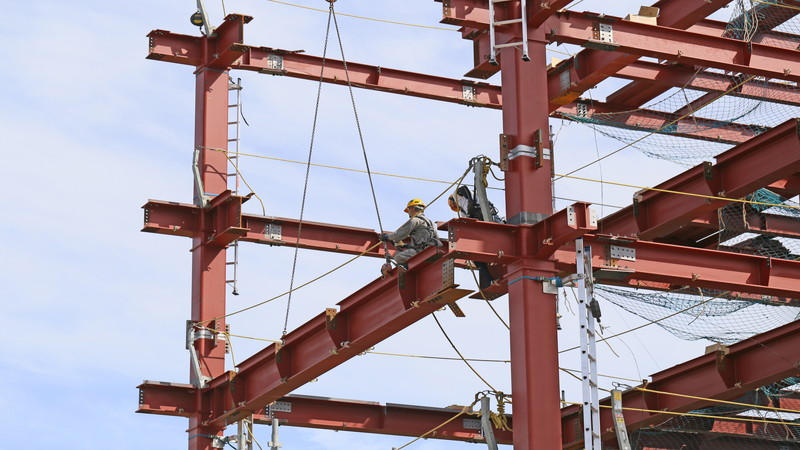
[387,214,433,248]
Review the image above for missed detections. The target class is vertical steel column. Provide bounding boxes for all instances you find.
[500,30,552,224]
[188,64,230,450]
[507,262,562,449]
[499,14,560,448]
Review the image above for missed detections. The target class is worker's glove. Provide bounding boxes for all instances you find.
[379,233,389,242]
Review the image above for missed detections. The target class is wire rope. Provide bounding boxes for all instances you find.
[432,312,499,391]
[282,4,334,337]
[199,241,382,326]
[265,0,459,31]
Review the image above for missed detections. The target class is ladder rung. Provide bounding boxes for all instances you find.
[228,104,239,107]
[495,18,523,26]
[494,42,525,49]
[228,138,239,142]
[494,0,513,3]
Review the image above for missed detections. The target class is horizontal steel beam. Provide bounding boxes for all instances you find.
[140,318,800,446]
[561,318,800,447]
[612,61,800,108]
[607,0,800,107]
[599,118,800,240]
[554,101,767,145]
[543,10,800,84]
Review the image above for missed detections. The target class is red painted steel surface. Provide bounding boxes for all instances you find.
[599,119,800,240]
[554,102,764,145]
[141,5,800,449]
[140,317,800,447]
[561,318,800,447]
[181,249,471,428]
[543,11,800,84]
[189,57,229,450]
[443,0,731,105]
[610,0,800,107]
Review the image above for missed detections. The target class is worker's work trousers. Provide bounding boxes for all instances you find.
[394,248,419,264]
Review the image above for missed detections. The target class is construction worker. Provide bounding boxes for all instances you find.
[379,199,442,271]
[448,186,500,289]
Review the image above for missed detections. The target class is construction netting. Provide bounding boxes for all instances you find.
[718,190,800,260]
[594,285,800,344]
[558,0,800,167]
[621,378,800,449]
[565,1,800,349]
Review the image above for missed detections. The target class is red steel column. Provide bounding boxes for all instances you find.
[500,31,552,222]
[499,20,561,449]
[188,64,230,450]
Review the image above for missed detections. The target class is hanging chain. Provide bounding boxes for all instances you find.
[283,4,335,337]
[330,5,384,234]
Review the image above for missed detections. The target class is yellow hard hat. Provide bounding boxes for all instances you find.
[404,198,426,212]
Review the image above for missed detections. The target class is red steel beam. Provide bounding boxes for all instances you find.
[443,0,731,108]
[147,34,773,143]
[608,0,800,107]
[561,318,800,447]
[446,230,800,299]
[612,61,800,108]
[554,101,767,145]
[542,11,800,84]
[598,118,800,240]
[198,248,471,428]
[143,197,388,257]
[140,318,800,447]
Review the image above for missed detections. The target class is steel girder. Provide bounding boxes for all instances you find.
[443,0,731,106]
[175,247,471,429]
[541,10,800,84]
[553,101,768,145]
[142,199,800,299]
[139,318,800,447]
[146,33,778,144]
[598,118,800,241]
[609,0,800,107]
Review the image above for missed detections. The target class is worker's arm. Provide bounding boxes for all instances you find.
[387,218,418,243]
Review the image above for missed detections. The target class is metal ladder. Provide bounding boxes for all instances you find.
[576,237,602,449]
[488,0,530,65]
[226,77,243,296]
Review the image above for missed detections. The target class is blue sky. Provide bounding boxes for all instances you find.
[1,1,749,448]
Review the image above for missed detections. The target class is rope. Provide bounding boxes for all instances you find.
[216,328,646,384]
[556,74,758,179]
[432,312,499,391]
[559,290,731,354]
[205,148,626,208]
[199,241,382,326]
[393,400,478,449]
[561,400,800,427]
[555,172,800,211]
[751,0,800,11]
[283,4,334,337]
[265,0,459,31]
[205,146,266,215]
[636,386,800,415]
[469,265,511,330]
